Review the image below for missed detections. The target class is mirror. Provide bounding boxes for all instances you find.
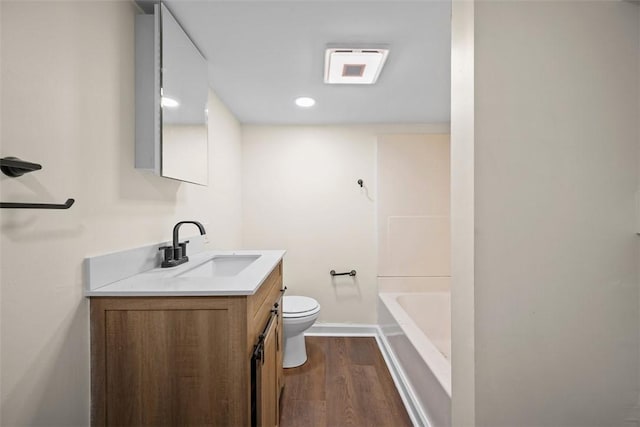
[160,5,208,185]
[134,4,209,186]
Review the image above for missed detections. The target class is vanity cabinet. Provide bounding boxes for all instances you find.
[90,261,284,426]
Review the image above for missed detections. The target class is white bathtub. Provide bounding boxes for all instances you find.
[378,291,451,427]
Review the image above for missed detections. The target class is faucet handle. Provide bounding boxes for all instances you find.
[158,245,173,262]
[178,240,190,257]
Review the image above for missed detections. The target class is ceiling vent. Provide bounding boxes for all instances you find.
[324,48,389,84]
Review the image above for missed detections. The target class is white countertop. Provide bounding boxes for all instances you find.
[85,249,285,297]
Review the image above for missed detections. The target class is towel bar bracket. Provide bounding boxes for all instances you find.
[0,157,42,177]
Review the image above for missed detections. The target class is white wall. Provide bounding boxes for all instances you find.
[242,124,448,324]
[0,1,242,425]
[450,1,475,425]
[472,2,640,426]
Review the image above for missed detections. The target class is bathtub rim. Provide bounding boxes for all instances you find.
[379,291,452,397]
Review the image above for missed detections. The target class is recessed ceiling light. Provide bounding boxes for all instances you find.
[161,97,179,108]
[295,97,316,108]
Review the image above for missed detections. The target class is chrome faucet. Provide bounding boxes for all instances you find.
[159,221,207,268]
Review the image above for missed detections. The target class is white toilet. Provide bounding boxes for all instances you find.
[282,295,321,368]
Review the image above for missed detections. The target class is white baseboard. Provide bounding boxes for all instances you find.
[306,323,379,337]
[304,323,428,427]
[374,330,430,427]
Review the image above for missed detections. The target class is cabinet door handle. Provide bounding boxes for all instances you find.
[252,341,264,362]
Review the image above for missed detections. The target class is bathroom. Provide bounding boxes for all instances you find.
[2,1,640,426]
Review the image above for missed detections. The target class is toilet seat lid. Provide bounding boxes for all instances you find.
[283,296,320,316]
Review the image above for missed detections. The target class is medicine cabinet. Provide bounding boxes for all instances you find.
[135,3,209,185]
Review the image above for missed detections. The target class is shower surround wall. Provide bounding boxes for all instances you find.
[377,134,451,292]
[0,2,243,424]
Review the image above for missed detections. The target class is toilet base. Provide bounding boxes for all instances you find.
[283,332,307,368]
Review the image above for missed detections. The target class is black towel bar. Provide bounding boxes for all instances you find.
[0,156,75,210]
[0,198,75,210]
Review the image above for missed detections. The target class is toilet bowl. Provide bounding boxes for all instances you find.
[282,295,321,368]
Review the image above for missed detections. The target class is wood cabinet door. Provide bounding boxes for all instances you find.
[91,298,247,427]
[256,313,278,427]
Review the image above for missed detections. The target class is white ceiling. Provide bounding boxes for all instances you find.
[161,0,452,125]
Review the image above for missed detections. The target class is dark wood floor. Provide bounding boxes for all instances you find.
[279,337,413,427]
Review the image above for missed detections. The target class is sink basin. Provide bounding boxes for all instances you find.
[177,255,260,278]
